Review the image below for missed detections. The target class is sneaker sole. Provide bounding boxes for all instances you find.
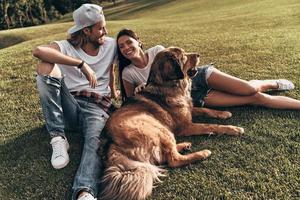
[52,158,70,169]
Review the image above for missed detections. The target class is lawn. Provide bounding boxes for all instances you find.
[0,0,299,199]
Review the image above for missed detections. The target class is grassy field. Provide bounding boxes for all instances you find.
[0,0,299,199]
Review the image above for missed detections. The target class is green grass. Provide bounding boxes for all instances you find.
[0,0,300,199]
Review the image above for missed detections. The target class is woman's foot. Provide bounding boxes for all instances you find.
[249,79,295,92]
[274,79,295,91]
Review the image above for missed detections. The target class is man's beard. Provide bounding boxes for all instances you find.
[92,41,100,49]
[88,36,103,49]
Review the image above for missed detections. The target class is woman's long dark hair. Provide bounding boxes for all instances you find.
[116,29,142,102]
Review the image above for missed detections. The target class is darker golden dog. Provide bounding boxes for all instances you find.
[100,47,244,200]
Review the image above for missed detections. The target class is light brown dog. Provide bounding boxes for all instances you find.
[100,47,244,200]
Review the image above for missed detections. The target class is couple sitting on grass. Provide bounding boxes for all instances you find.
[32,3,300,200]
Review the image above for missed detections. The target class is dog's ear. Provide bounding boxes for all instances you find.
[147,51,184,85]
[147,52,165,85]
[161,53,184,81]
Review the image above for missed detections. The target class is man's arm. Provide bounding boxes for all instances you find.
[32,43,98,88]
[33,43,82,66]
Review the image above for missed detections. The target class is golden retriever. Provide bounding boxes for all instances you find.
[100,47,244,200]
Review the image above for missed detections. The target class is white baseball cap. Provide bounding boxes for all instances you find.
[68,4,105,35]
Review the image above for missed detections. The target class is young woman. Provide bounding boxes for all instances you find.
[117,28,300,109]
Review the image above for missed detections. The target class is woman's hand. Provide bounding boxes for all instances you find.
[134,83,146,94]
[80,62,98,88]
[112,89,121,99]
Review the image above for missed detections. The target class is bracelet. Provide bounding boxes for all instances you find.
[77,60,85,69]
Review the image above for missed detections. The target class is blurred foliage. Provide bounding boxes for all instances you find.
[0,0,119,30]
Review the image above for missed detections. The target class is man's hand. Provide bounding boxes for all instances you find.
[80,62,98,88]
[134,83,146,95]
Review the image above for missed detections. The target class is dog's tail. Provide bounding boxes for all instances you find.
[100,150,166,200]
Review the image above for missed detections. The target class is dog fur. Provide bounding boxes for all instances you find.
[100,47,244,200]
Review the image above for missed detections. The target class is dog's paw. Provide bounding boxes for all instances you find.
[197,149,212,159]
[225,126,244,136]
[237,127,245,134]
[177,142,192,152]
[193,149,212,161]
[184,142,192,150]
[217,111,232,119]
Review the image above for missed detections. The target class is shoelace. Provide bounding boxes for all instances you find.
[277,82,285,89]
[52,140,65,158]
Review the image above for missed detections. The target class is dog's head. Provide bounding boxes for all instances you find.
[147,47,200,85]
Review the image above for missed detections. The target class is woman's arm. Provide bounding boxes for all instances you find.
[109,63,120,98]
[123,80,135,98]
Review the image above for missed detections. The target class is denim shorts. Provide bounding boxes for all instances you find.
[191,64,214,107]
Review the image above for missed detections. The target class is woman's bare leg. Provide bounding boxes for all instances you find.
[248,80,278,92]
[207,68,280,95]
[204,90,300,109]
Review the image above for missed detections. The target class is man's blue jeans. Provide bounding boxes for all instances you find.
[36,75,108,199]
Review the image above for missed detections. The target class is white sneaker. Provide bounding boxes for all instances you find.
[77,193,96,200]
[275,79,295,91]
[50,136,69,169]
[249,79,295,91]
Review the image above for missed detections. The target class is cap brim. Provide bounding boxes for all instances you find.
[68,25,83,35]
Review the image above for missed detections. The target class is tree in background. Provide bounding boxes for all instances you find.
[0,0,118,30]
[1,0,49,29]
[1,0,12,29]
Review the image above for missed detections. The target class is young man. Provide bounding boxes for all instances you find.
[33,4,117,200]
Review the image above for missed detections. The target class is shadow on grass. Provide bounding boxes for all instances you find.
[0,127,84,199]
[0,35,25,50]
[1,107,299,199]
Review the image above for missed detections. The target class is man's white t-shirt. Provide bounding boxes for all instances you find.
[122,45,165,87]
[55,36,117,96]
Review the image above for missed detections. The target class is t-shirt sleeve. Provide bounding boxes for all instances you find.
[155,45,165,54]
[53,40,69,54]
[113,54,118,65]
[110,37,118,65]
[122,67,134,84]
